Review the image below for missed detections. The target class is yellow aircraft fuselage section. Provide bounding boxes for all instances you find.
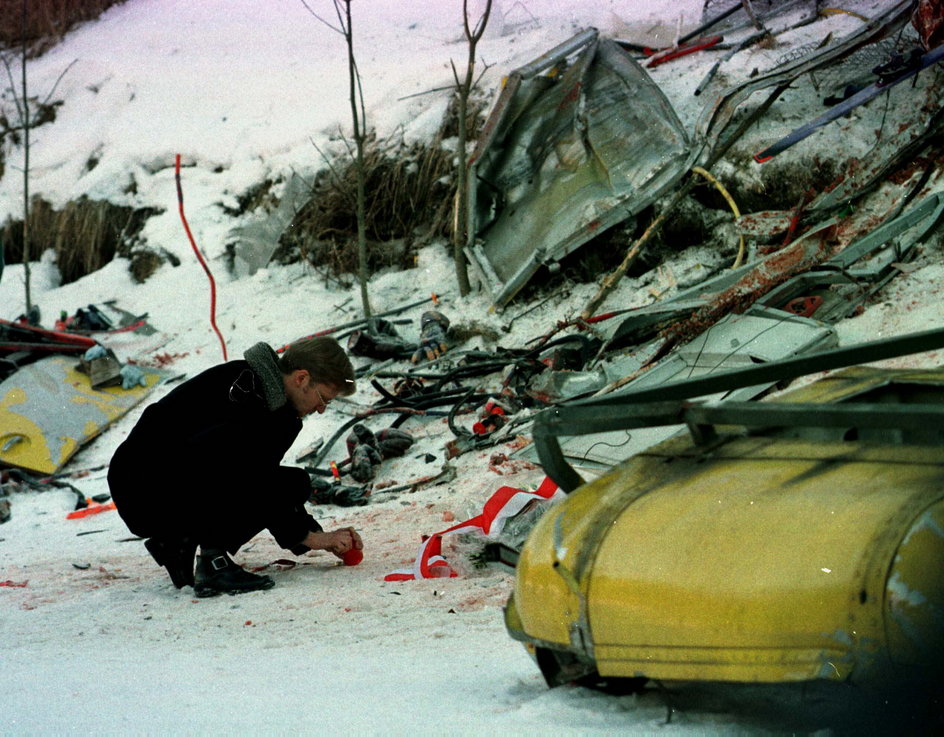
[510,434,944,685]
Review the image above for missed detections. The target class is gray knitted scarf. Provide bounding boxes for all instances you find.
[243,342,287,411]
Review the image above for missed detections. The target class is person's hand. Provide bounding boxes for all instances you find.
[306,528,363,558]
[327,527,361,555]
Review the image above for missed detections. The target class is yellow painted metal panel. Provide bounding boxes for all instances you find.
[884,500,944,668]
[513,447,698,650]
[0,356,165,474]
[510,364,944,687]
[583,442,943,683]
[513,480,598,648]
[512,435,944,682]
[592,644,854,683]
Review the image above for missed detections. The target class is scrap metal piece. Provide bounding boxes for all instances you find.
[227,174,311,276]
[754,44,944,162]
[515,188,942,475]
[517,307,837,473]
[466,31,694,308]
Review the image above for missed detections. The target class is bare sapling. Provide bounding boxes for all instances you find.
[301,0,372,317]
[451,0,492,297]
[0,0,76,317]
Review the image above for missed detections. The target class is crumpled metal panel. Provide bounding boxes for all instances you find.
[510,182,941,473]
[516,308,836,471]
[228,174,311,277]
[467,33,693,308]
[0,356,167,474]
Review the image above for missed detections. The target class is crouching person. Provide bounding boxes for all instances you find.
[108,337,363,597]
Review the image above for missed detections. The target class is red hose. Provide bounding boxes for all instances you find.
[175,154,228,361]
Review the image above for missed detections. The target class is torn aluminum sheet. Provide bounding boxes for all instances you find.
[0,355,168,474]
[516,307,837,473]
[464,3,915,309]
[227,174,310,276]
[753,191,944,321]
[465,30,694,308]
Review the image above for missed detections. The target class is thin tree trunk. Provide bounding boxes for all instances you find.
[355,135,369,317]
[21,0,32,312]
[341,0,370,318]
[454,75,471,295]
[453,0,491,297]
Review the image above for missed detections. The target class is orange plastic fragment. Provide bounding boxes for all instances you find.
[66,500,117,519]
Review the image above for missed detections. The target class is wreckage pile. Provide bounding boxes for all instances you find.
[2,0,943,542]
[281,0,944,508]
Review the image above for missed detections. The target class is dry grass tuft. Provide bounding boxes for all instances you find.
[1,197,160,284]
[0,0,127,55]
[275,94,487,280]
[128,247,163,283]
[277,134,454,279]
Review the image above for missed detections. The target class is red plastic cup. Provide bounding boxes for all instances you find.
[341,548,363,566]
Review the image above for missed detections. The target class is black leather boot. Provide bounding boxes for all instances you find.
[144,537,197,589]
[193,549,274,598]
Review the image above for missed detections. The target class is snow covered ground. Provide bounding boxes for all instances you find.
[1,1,942,733]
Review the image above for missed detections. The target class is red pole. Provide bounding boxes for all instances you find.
[175,154,227,361]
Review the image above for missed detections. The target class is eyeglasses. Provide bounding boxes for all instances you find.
[311,383,330,409]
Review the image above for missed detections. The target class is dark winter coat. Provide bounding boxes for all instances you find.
[108,343,321,551]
